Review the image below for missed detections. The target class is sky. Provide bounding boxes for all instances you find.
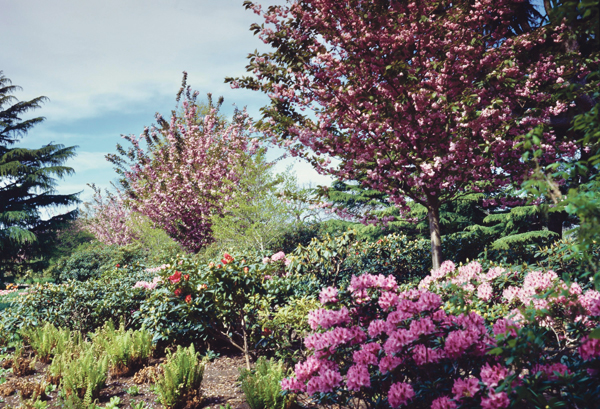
[1,0,333,214]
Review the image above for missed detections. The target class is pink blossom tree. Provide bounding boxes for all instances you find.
[228,0,581,268]
[82,183,138,246]
[108,76,255,252]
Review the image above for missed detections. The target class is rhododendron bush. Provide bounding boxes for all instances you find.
[282,270,600,408]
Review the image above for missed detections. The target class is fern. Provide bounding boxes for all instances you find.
[92,321,154,376]
[155,344,205,408]
[239,357,292,409]
[21,323,80,363]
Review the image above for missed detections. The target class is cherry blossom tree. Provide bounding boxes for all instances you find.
[81,184,138,246]
[228,0,581,268]
[108,76,255,252]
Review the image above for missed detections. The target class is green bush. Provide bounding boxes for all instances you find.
[47,241,149,282]
[0,268,154,336]
[239,357,294,409]
[155,344,205,409]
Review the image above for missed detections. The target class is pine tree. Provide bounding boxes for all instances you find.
[0,71,79,277]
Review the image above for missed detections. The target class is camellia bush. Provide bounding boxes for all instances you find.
[281,268,600,408]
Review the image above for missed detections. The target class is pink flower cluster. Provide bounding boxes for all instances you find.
[263,251,291,266]
[282,273,508,407]
[133,276,162,290]
[145,264,169,273]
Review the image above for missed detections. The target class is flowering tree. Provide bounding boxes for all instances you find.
[228,0,581,268]
[81,184,138,246]
[108,75,255,252]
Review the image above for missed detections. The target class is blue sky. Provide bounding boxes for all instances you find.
[1,0,333,213]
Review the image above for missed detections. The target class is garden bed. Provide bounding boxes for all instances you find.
[0,348,249,409]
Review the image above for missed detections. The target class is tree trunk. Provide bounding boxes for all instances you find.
[428,204,442,271]
[548,210,566,239]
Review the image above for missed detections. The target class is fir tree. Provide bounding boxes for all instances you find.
[0,71,79,277]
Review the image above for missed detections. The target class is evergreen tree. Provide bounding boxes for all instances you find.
[0,71,79,278]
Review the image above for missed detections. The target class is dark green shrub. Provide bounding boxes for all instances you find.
[0,268,154,336]
[49,241,148,282]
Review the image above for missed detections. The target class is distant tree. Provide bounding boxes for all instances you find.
[108,74,255,252]
[229,0,583,269]
[0,71,79,277]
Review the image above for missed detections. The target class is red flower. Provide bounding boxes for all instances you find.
[116,264,120,268]
[169,271,182,284]
[185,294,192,303]
[243,267,249,273]
[174,288,182,297]
[217,264,222,269]
[183,274,190,281]
[221,253,234,264]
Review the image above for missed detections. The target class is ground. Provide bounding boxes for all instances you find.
[0,348,250,409]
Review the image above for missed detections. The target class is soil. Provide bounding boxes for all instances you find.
[0,349,251,409]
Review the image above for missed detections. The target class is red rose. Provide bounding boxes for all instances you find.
[174,288,182,296]
[185,294,192,303]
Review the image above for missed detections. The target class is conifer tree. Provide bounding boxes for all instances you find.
[0,71,79,277]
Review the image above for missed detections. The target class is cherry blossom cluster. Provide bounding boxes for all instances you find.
[83,184,138,246]
[122,94,254,252]
[235,0,581,219]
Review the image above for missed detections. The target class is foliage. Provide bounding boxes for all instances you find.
[210,155,311,254]
[20,323,81,364]
[0,267,153,337]
[239,357,293,409]
[47,241,149,282]
[0,71,79,279]
[154,344,205,409]
[108,74,255,252]
[257,296,321,365]
[92,322,154,377]
[56,343,108,407]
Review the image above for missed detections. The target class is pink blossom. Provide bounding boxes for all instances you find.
[452,377,480,400]
[320,286,339,304]
[346,364,371,391]
[353,349,378,365]
[430,396,457,409]
[480,391,510,409]
[477,282,493,301]
[480,363,509,389]
[379,356,403,374]
[306,369,342,395]
[579,337,600,361]
[388,382,415,408]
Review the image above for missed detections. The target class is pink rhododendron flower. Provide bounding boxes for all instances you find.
[307,307,351,330]
[480,363,509,389]
[320,286,339,304]
[579,336,600,360]
[271,251,287,262]
[480,391,510,409]
[353,348,378,365]
[431,396,457,409]
[388,382,415,408]
[306,369,342,395]
[379,356,403,374]
[346,364,371,391]
[477,282,493,301]
[533,363,570,380]
[452,377,480,400]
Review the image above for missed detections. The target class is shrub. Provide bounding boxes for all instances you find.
[282,270,600,408]
[239,357,294,409]
[0,267,154,336]
[49,241,148,282]
[154,344,205,409]
[92,322,154,376]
